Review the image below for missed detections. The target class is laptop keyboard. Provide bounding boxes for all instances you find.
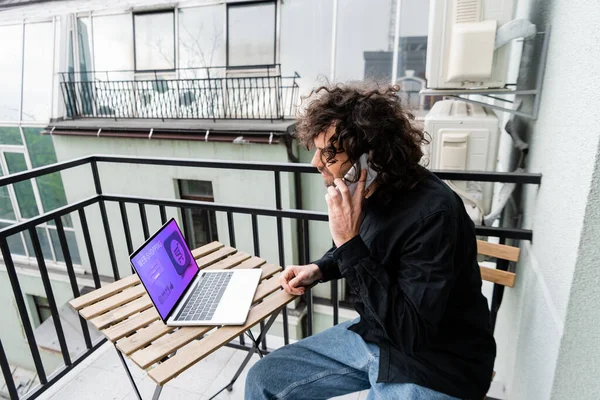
[175,271,234,322]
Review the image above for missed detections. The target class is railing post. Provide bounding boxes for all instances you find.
[0,238,47,384]
[0,340,18,400]
[139,203,150,240]
[331,239,339,326]
[274,170,290,344]
[207,68,216,122]
[91,159,120,280]
[55,217,93,350]
[78,207,102,288]
[303,219,313,337]
[28,227,72,366]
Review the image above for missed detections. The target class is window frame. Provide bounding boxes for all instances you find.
[178,179,219,248]
[226,0,278,69]
[132,9,177,73]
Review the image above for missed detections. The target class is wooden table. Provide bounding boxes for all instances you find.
[68,241,296,400]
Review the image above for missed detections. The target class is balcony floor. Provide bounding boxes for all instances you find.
[37,341,368,400]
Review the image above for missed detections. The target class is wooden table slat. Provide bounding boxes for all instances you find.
[130,272,283,370]
[148,288,295,385]
[104,307,161,342]
[203,253,257,272]
[209,256,266,269]
[79,285,146,320]
[196,246,237,269]
[90,295,153,330]
[116,321,175,356]
[252,274,282,301]
[258,264,281,280]
[69,274,140,310]
[206,252,251,270]
[131,326,213,369]
[191,241,224,259]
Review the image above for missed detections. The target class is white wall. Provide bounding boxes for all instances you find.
[492,0,600,398]
[551,140,600,399]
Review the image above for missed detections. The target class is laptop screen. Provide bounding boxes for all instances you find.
[130,219,198,321]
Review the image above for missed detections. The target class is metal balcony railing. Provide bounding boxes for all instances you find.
[59,65,300,121]
[0,155,541,399]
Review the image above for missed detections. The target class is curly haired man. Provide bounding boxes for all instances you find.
[245,84,496,400]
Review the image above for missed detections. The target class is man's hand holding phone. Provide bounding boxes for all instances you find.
[280,264,323,295]
[326,169,368,248]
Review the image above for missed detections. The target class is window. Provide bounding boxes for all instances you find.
[0,24,23,121]
[22,22,54,122]
[93,13,134,73]
[32,295,52,327]
[0,128,81,265]
[134,10,176,71]
[179,180,218,249]
[227,1,276,67]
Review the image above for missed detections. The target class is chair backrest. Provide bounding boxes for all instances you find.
[476,240,520,288]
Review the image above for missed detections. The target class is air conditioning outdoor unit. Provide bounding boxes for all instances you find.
[426,0,518,89]
[423,100,500,223]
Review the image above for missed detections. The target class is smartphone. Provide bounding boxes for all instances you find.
[341,153,377,197]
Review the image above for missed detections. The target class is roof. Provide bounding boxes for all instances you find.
[45,118,297,144]
[0,0,64,9]
[48,118,297,134]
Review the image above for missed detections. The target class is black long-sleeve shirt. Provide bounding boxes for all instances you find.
[313,170,496,399]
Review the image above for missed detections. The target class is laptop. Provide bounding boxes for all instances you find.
[130,218,261,326]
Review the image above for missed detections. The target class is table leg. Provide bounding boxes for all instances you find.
[115,344,166,400]
[207,311,281,399]
[151,385,163,400]
[115,345,143,400]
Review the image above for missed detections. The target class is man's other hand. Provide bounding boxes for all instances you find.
[280,264,323,295]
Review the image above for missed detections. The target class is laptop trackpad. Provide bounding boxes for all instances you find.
[211,270,260,325]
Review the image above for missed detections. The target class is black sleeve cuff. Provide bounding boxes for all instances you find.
[332,235,370,274]
[313,255,339,283]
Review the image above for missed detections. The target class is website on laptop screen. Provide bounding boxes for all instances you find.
[131,219,198,320]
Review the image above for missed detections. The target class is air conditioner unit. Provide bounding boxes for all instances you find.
[426,0,516,89]
[424,100,500,222]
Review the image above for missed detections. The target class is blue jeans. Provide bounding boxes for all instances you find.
[245,319,459,399]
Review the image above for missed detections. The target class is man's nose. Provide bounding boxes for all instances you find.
[311,151,322,169]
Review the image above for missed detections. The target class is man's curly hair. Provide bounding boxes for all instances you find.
[295,83,429,204]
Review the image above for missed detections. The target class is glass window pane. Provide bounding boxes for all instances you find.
[180,180,214,198]
[334,0,391,83]
[0,24,23,121]
[228,3,275,66]
[22,22,54,122]
[0,222,26,257]
[280,0,332,95]
[0,127,23,145]
[77,18,93,73]
[22,128,71,226]
[77,17,94,115]
[66,229,81,265]
[4,152,39,219]
[179,6,225,71]
[0,165,16,220]
[93,14,134,73]
[134,12,175,71]
[48,227,81,265]
[48,228,63,262]
[24,227,53,261]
